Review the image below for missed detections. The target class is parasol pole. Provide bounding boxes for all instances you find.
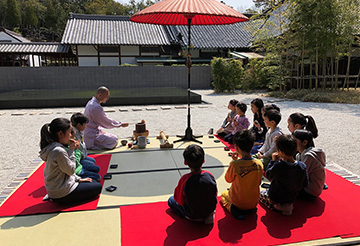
[174,17,202,144]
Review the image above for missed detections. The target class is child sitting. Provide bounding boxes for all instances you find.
[224,102,250,144]
[259,134,308,216]
[256,109,282,169]
[287,112,318,138]
[221,130,263,220]
[71,113,97,166]
[216,99,239,137]
[40,118,102,205]
[168,145,217,224]
[70,128,101,182]
[250,98,267,155]
[293,129,326,199]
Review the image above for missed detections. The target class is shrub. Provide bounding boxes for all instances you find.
[211,57,243,92]
[268,89,360,104]
[241,59,267,91]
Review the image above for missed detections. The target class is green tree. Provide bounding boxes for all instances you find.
[23,3,38,27]
[44,0,57,29]
[242,59,267,90]
[336,0,360,90]
[211,58,244,92]
[5,0,21,28]
[125,0,154,15]
[0,0,6,26]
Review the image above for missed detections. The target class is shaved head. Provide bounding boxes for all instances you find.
[96,86,110,104]
[96,86,109,95]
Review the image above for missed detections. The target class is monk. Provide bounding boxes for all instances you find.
[84,86,129,149]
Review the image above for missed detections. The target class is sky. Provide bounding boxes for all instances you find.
[221,0,256,12]
[117,0,256,13]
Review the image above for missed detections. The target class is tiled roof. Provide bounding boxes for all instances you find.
[0,43,72,53]
[175,20,261,49]
[0,27,31,43]
[61,13,259,49]
[61,13,172,45]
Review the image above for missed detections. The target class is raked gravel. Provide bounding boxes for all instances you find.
[1,90,359,193]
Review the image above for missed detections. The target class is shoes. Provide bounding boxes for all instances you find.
[42,194,53,202]
[230,204,245,220]
[274,203,293,216]
[204,212,215,225]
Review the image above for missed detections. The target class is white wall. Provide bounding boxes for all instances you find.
[78,45,98,55]
[78,57,98,66]
[121,57,136,65]
[100,57,119,66]
[121,46,139,56]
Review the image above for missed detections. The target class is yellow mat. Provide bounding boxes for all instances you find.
[0,208,121,246]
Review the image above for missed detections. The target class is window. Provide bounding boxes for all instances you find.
[141,46,159,53]
[98,45,119,53]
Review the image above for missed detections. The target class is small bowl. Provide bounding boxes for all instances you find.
[121,140,128,146]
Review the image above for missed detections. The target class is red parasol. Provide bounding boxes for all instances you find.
[131,0,249,143]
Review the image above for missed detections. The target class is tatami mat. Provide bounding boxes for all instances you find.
[171,147,231,168]
[98,170,181,207]
[98,145,232,208]
[107,150,176,173]
[88,135,226,154]
[0,208,121,246]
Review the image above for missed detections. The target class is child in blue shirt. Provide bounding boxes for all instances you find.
[259,134,308,216]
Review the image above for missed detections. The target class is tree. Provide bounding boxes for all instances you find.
[253,0,285,10]
[211,58,243,92]
[336,0,360,90]
[0,0,6,26]
[125,0,154,15]
[5,0,21,28]
[24,3,38,27]
[44,0,57,29]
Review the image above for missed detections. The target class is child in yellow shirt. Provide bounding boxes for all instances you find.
[221,129,264,220]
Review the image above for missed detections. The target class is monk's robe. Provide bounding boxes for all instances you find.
[84,96,121,150]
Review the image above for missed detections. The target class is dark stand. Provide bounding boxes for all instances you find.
[174,18,202,144]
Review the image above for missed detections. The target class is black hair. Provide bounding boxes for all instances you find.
[292,129,315,148]
[183,144,205,170]
[233,129,255,153]
[289,113,318,138]
[251,98,264,114]
[40,118,71,149]
[229,99,239,107]
[276,134,298,157]
[264,109,281,125]
[71,112,89,126]
[262,104,280,113]
[235,102,247,114]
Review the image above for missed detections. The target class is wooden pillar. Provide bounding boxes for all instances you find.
[76,45,79,66]
[119,45,121,65]
[97,45,100,66]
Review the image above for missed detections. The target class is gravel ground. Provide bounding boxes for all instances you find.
[0,90,359,193]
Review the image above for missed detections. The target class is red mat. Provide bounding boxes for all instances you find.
[121,170,360,246]
[0,154,111,217]
[215,134,236,152]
